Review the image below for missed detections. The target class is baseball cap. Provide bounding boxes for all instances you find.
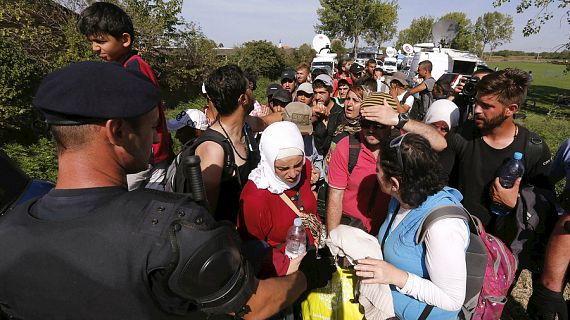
[266,83,281,98]
[349,63,364,75]
[284,102,313,134]
[388,72,409,87]
[34,61,160,125]
[314,74,333,87]
[271,88,293,104]
[166,109,209,131]
[280,70,296,82]
[295,82,313,95]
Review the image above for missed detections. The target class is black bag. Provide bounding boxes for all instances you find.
[169,129,236,194]
[401,91,426,121]
[316,133,361,221]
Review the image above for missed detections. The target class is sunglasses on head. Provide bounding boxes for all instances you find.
[360,119,384,130]
[389,133,409,170]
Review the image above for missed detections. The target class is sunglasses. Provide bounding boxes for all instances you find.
[360,119,384,130]
[389,133,409,170]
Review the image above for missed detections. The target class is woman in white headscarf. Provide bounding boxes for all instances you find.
[424,99,460,137]
[237,121,319,278]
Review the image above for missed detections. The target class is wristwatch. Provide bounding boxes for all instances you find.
[395,112,410,129]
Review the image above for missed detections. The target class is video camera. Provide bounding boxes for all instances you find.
[461,76,479,98]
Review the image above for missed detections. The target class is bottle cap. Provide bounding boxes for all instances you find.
[513,152,523,160]
[294,218,303,227]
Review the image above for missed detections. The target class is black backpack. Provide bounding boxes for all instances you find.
[166,129,236,194]
[316,133,361,221]
[401,91,426,121]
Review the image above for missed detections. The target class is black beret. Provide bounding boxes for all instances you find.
[34,61,161,125]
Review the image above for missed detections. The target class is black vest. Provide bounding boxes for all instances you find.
[0,188,212,320]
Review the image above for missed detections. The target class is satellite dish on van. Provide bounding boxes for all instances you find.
[402,43,413,54]
[312,34,331,54]
[431,19,459,48]
[385,47,396,57]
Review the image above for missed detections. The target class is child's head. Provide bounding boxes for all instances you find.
[77,2,134,62]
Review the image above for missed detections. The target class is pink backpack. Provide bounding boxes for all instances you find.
[416,206,517,320]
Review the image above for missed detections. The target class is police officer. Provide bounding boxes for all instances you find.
[0,61,333,319]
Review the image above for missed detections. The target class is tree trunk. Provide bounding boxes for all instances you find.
[353,35,359,60]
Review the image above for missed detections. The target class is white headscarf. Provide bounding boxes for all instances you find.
[424,99,460,129]
[248,121,305,194]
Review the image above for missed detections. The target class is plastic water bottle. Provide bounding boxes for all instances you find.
[285,218,307,259]
[491,152,525,216]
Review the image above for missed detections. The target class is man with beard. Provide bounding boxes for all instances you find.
[441,68,552,230]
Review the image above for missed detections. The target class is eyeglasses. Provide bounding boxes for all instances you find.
[389,133,409,170]
[360,119,384,130]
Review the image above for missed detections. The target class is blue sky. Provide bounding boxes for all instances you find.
[181,0,569,52]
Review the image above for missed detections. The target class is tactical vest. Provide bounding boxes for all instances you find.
[0,189,215,320]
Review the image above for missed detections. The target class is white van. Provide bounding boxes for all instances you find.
[382,57,398,74]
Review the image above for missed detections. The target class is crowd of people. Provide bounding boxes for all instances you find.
[0,2,568,320]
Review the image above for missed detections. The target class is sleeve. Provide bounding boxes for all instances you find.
[438,133,463,183]
[327,137,350,190]
[425,78,436,91]
[550,139,570,185]
[397,218,468,311]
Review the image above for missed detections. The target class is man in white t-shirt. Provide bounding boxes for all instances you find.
[389,72,414,113]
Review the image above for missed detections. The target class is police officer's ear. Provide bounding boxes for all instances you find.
[105,118,127,146]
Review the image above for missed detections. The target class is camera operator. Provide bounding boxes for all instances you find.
[450,67,494,129]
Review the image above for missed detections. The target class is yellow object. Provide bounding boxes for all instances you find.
[301,267,364,320]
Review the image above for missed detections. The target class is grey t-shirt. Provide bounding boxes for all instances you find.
[419,77,436,114]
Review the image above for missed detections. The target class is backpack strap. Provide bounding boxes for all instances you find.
[415,205,477,245]
[348,133,361,174]
[523,129,544,174]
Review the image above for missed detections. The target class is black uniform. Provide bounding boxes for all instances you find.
[0,187,255,319]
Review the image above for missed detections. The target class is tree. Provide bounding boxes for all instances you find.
[330,39,347,59]
[396,16,434,49]
[294,43,316,65]
[475,11,514,55]
[493,0,569,49]
[230,41,287,79]
[316,0,399,56]
[438,12,480,52]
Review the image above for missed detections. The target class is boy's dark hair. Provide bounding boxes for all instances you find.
[205,64,248,116]
[378,134,444,208]
[366,59,376,67]
[356,76,377,93]
[434,78,453,97]
[419,60,433,73]
[77,2,135,41]
[311,68,328,81]
[476,68,530,107]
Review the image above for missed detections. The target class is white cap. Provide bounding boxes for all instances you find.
[166,109,209,131]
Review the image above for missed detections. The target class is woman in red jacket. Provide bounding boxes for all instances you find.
[238,121,318,278]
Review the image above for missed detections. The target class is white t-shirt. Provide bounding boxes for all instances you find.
[390,207,469,311]
[397,92,415,111]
